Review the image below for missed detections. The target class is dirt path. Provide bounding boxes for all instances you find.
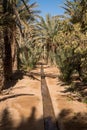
[0,64,87,130]
[0,66,44,130]
[44,65,87,130]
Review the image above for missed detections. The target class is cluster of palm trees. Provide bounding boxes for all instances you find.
[37,0,87,82]
[0,0,87,90]
[0,0,41,90]
[37,14,60,64]
[55,0,87,82]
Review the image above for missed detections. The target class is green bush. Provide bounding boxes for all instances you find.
[55,31,87,83]
[19,44,41,71]
[56,46,74,82]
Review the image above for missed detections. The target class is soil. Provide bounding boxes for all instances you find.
[0,64,87,130]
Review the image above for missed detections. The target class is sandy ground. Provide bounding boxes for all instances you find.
[44,65,87,130]
[0,65,87,130]
[0,67,44,130]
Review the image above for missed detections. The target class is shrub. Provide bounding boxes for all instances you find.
[55,32,87,83]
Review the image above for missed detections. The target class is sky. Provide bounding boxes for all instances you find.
[31,0,65,17]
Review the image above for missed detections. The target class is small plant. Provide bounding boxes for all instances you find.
[56,46,74,82]
[19,41,42,71]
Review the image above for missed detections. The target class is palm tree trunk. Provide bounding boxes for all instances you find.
[0,30,4,91]
[2,0,13,86]
[11,24,17,71]
[3,28,12,82]
[0,0,4,90]
[2,0,18,88]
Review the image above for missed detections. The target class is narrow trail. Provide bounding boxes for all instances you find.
[0,64,87,130]
[41,64,59,130]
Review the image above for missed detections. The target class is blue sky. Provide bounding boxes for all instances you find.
[31,0,65,17]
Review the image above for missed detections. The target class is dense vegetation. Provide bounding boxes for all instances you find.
[0,0,87,92]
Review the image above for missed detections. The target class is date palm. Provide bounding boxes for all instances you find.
[37,14,59,63]
[63,0,87,32]
[1,0,40,88]
[15,0,40,69]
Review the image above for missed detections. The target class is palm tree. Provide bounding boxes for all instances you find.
[63,0,87,33]
[18,22,42,70]
[1,0,40,89]
[3,0,14,83]
[16,0,41,69]
[37,14,59,63]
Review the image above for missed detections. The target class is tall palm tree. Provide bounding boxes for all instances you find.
[3,0,14,83]
[37,14,59,63]
[15,0,40,69]
[1,0,40,88]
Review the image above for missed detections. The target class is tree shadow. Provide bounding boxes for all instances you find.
[0,108,13,130]
[61,81,87,102]
[0,107,87,130]
[16,107,44,130]
[0,93,34,102]
[25,72,40,81]
[0,107,44,130]
[3,70,40,90]
[57,109,87,130]
[63,82,87,93]
[3,70,24,90]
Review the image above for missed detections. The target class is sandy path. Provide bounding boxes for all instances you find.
[0,65,87,130]
[0,66,44,130]
[44,65,87,130]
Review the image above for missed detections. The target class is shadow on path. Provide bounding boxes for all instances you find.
[61,81,87,102]
[0,107,87,130]
[0,94,34,102]
[58,109,87,130]
[0,107,44,130]
[3,70,41,90]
